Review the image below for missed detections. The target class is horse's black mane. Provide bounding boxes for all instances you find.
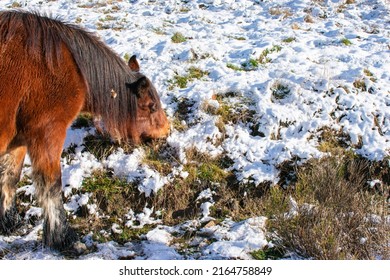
[0,10,140,139]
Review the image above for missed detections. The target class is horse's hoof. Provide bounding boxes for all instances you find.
[44,226,79,252]
[0,207,22,235]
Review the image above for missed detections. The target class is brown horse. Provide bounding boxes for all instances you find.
[0,10,170,250]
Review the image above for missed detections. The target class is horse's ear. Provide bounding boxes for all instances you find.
[136,76,148,89]
[128,55,140,72]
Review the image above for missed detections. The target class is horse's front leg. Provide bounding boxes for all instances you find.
[0,146,26,235]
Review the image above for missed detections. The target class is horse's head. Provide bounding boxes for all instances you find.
[125,55,170,143]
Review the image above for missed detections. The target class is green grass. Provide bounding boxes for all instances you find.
[227,45,282,71]
[169,67,209,89]
[71,113,94,129]
[244,45,283,70]
[197,162,228,182]
[226,63,244,71]
[282,37,296,43]
[172,75,189,89]
[341,38,352,46]
[258,45,282,65]
[181,150,232,185]
[171,32,187,43]
[243,58,260,68]
[82,171,136,213]
[250,246,285,260]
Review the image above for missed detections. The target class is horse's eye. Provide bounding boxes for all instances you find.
[149,102,157,113]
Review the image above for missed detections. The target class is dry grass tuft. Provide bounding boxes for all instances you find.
[268,156,389,259]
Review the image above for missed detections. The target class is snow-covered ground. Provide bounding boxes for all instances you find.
[0,0,389,259]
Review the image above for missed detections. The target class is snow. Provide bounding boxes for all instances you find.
[201,217,268,260]
[126,207,162,228]
[0,0,389,259]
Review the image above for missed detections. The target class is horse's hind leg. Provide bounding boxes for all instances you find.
[27,127,77,250]
[0,146,27,234]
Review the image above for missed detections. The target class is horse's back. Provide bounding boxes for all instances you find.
[0,11,87,153]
